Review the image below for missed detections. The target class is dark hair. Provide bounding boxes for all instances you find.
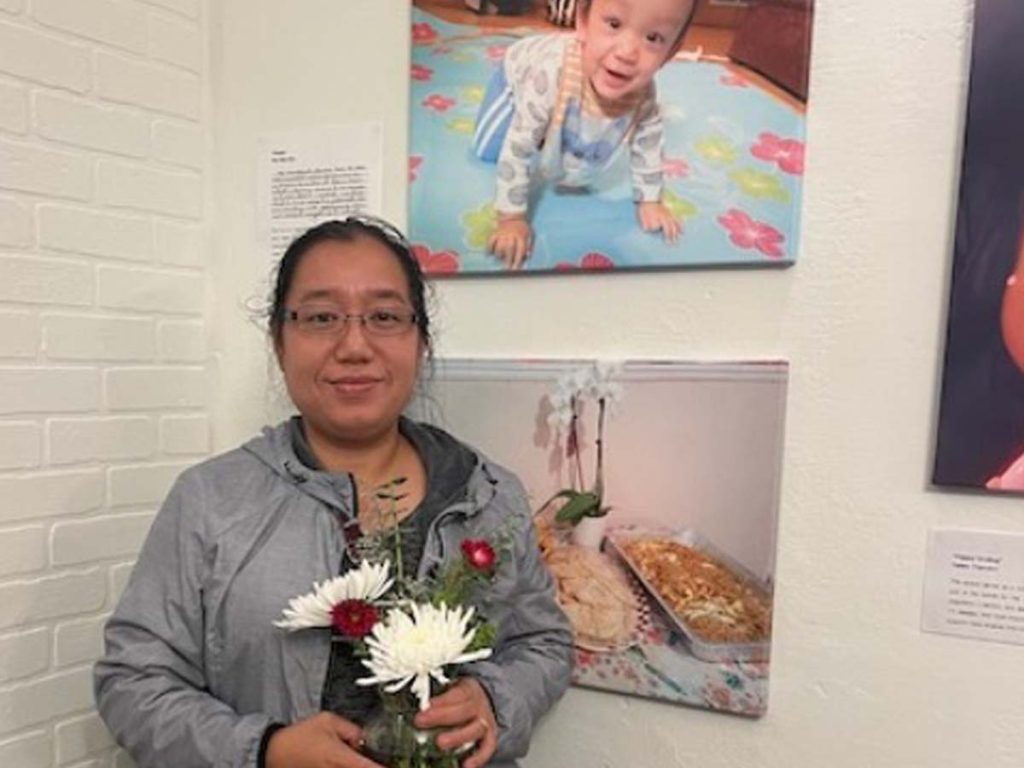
[268,217,432,354]
[577,0,698,48]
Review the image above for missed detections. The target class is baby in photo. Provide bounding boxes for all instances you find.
[473,0,698,268]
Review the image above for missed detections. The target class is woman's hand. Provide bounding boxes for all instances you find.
[636,200,682,243]
[488,216,533,270]
[265,712,383,768]
[414,678,497,768]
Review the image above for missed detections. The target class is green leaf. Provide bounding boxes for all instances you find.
[554,491,602,524]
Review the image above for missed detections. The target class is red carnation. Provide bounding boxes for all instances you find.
[331,599,379,638]
[461,539,496,573]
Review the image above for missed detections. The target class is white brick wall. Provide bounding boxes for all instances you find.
[48,416,156,464]
[34,91,150,158]
[32,0,147,54]
[153,218,202,266]
[44,314,156,361]
[55,712,115,764]
[0,138,93,200]
[0,21,90,91]
[95,50,200,119]
[0,3,210,765]
[0,0,26,16]
[159,413,209,454]
[0,421,41,469]
[0,80,29,133]
[54,614,109,668]
[0,627,49,683]
[0,255,94,305]
[0,731,53,768]
[38,205,152,261]
[0,196,33,247]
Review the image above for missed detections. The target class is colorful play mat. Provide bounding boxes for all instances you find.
[409,8,806,274]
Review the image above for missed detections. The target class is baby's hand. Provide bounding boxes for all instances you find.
[488,216,533,270]
[636,201,682,243]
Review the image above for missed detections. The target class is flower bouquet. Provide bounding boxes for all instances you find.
[275,482,501,768]
[541,362,624,548]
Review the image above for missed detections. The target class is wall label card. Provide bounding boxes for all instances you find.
[922,528,1024,645]
[256,122,382,263]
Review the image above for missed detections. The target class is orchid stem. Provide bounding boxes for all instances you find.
[571,395,586,492]
[594,397,605,501]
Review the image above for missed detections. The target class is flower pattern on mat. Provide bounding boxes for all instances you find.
[422,93,456,112]
[460,84,485,105]
[485,44,508,62]
[663,156,690,179]
[555,252,615,270]
[695,135,738,165]
[750,132,805,175]
[662,189,698,221]
[412,244,460,274]
[718,209,785,259]
[729,168,790,202]
[446,116,475,135]
[461,203,497,250]
[411,63,434,82]
[412,22,439,46]
[409,155,423,183]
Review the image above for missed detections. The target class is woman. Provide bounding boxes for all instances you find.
[94,217,573,768]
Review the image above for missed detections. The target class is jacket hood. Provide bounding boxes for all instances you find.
[238,417,496,518]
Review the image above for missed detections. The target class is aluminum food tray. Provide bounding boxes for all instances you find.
[605,526,772,663]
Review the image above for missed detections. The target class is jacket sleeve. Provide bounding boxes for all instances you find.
[464,478,574,762]
[94,472,273,768]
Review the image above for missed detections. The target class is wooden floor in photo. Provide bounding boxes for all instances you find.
[414,0,805,111]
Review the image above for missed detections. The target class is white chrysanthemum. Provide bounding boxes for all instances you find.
[356,602,493,711]
[274,560,393,631]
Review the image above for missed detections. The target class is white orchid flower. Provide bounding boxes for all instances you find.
[588,361,625,414]
[545,386,576,431]
[356,602,493,711]
[567,365,594,395]
[274,560,393,631]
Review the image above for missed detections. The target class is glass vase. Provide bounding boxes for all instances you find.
[362,693,469,768]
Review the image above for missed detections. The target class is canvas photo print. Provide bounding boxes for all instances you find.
[411,358,788,716]
[408,0,814,274]
[934,0,1024,494]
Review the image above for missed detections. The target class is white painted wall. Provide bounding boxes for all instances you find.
[210,1,1024,766]
[0,0,211,765]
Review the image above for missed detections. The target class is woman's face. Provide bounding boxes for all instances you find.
[276,235,423,447]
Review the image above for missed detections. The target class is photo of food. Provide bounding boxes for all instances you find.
[412,358,787,716]
[613,531,771,655]
[408,0,814,274]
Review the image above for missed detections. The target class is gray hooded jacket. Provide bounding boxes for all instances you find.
[94,420,573,768]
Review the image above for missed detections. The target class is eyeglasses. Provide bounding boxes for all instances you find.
[285,304,418,337]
